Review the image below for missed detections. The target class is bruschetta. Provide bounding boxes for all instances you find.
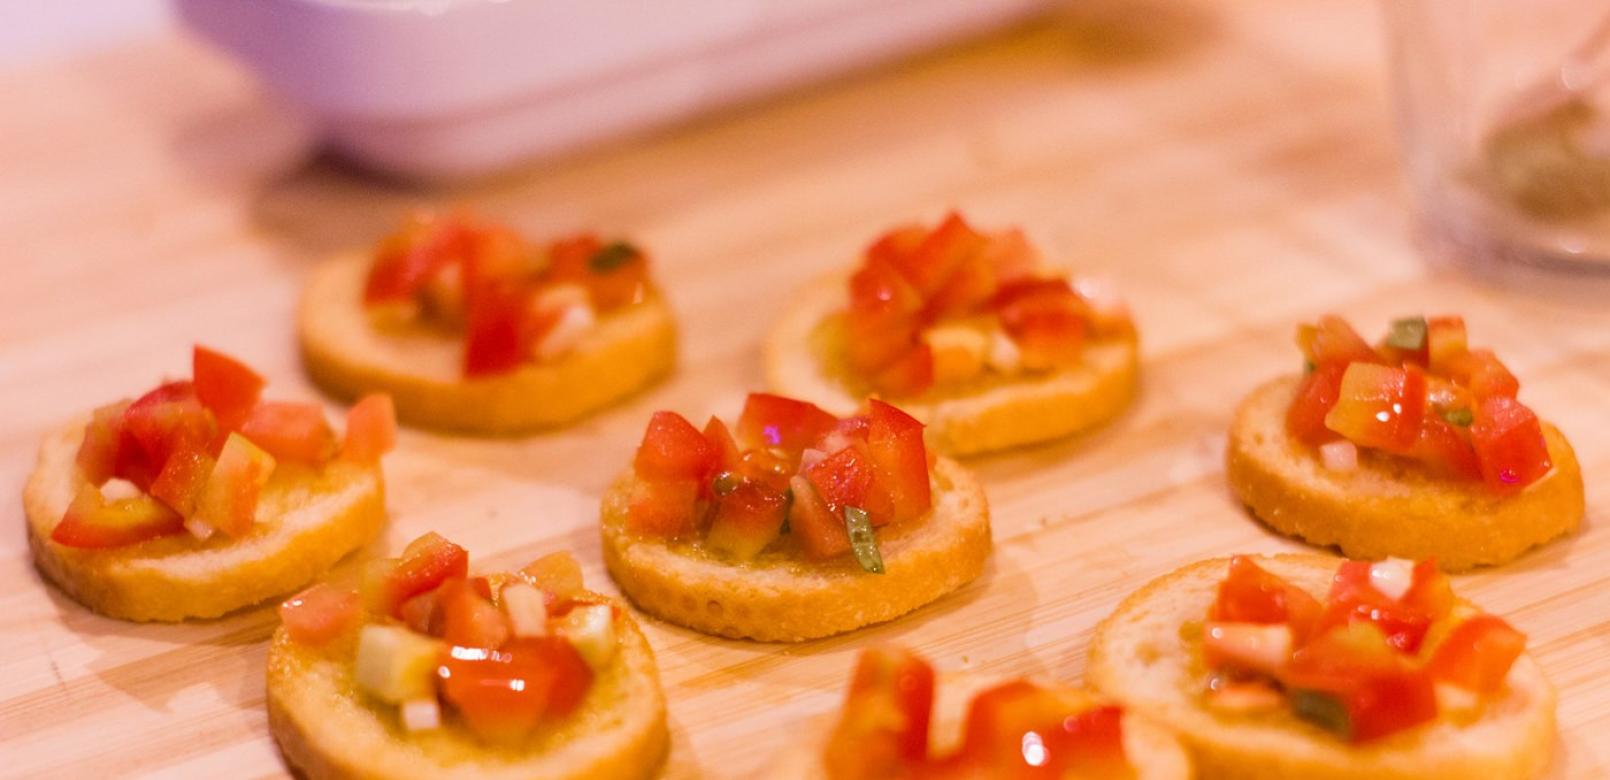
[599,392,990,641]
[24,345,395,621]
[1227,315,1583,570]
[299,211,676,434]
[773,646,1191,779]
[268,532,669,780]
[1087,554,1556,780]
[765,212,1138,455]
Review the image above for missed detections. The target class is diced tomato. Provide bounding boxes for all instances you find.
[1297,316,1382,368]
[1399,560,1455,621]
[704,482,789,560]
[280,583,362,646]
[1470,396,1552,492]
[626,478,703,538]
[364,532,470,618]
[545,234,649,311]
[1445,349,1519,400]
[238,402,337,465]
[849,257,925,316]
[1202,622,1295,676]
[870,344,935,398]
[192,346,264,428]
[437,577,512,649]
[148,445,216,517]
[519,551,585,602]
[976,227,1040,285]
[924,256,997,320]
[895,212,987,297]
[1286,363,1347,446]
[1319,561,1434,653]
[634,411,717,482]
[993,278,1087,371]
[463,280,533,377]
[865,400,931,524]
[193,432,277,538]
[702,416,743,475]
[806,445,891,525]
[865,224,929,271]
[341,394,397,463]
[1409,415,1481,480]
[1426,615,1526,695]
[437,636,594,742]
[399,588,441,635]
[789,476,851,559]
[822,647,935,780]
[51,484,184,548]
[1323,363,1427,453]
[1283,623,1437,743]
[122,381,217,475]
[735,393,839,454]
[363,214,469,304]
[953,682,1128,777]
[1425,316,1468,374]
[1210,556,1324,643]
[76,400,131,485]
[845,258,925,376]
[738,448,794,494]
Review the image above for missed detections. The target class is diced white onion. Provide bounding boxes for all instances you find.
[183,517,216,541]
[535,304,597,360]
[502,583,549,638]
[799,448,829,471]
[1369,558,1415,601]
[986,330,1021,373]
[1319,440,1359,472]
[1203,622,1294,674]
[99,478,142,502]
[557,605,617,671]
[400,698,441,732]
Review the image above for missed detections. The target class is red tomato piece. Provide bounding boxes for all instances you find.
[789,477,851,559]
[1425,316,1468,374]
[1319,561,1434,653]
[870,343,935,398]
[1210,556,1324,643]
[1399,560,1455,621]
[437,577,512,649]
[865,399,931,525]
[1297,316,1383,368]
[122,381,217,474]
[626,478,703,538]
[924,256,998,320]
[864,224,929,271]
[738,448,795,494]
[702,416,743,475]
[634,411,717,482]
[1283,623,1437,743]
[148,445,216,517]
[806,445,891,524]
[976,227,1039,285]
[341,394,397,463]
[954,682,1128,777]
[545,233,648,311]
[1426,615,1527,695]
[1409,415,1482,480]
[366,532,471,619]
[822,647,935,779]
[845,258,925,376]
[462,280,533,377]
[1470,396,1552,492]
[238,402,337,465]
[735,393,839,454]
[193,432,277,538]
[896,212,987,297]
[1323,363,1427,453]
[76,400,131,485]
[1286,363,1347,446]
[363,214,470,304]
[437,637,594,743]
[50,485,184,548]
[279,583,361,646]
[192,346,264,428]
[1445,349,1519,400]
[705,482,789,560]
[993,278,1088,371]
[849,257,925,315]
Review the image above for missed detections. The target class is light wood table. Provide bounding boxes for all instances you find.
[3,0,1607,777]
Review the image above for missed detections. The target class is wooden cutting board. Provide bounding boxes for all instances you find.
[3,0,1608,776]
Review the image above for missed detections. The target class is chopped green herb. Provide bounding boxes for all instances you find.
[589,241,639,273]
[1290,689,1350,738]
[711,471,740,496]
[1440,407,1474,427]
[1384,316,1428,351]
[1303,360,1317,375]
[843,506,884,574]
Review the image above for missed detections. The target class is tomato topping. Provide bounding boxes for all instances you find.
[437,578,512,649]
[148,445,216,517]
[1426,615,1526,695]
[121,381,217,483]
[462,280,533,378]
[954,682,1128,777]
[634,411,717,482]
[237,402,337,465]
[1470,396,1552,491]
[365,532,471,619]
[976,227,1040,285]
[1323,363,1427,453]
[845,260,925,376]
[924,255,997,321]
[437,637,593,742]
[1425,316,1468,374]
[864,400,932,524]
[1282,623,1437,743]
[51,485,184,548]
[1445,349,1519,400]
[519,551,585,602]
[789,476,852,559]
[192,346,264,428]
[193,432,277,538]
[76,400,131,485]
[341,394,397,463]
[805,444,880,521]
[735,393,838,454]
[626,478,702,538]
[1286,362,1346,445]
[544,234,649,311]
[363,214,470,304]
[280,583,362,646]
[1209,556,1324,643]
[993,278,1088,371]
[1316,561,1438,653]
[896,212,987,297]
[1297,316,1381,367]
[1409,415,1482,481]
[1399,560,1455,620]
[704,482,789,560]
[823,647,935,779]
[702,416,743,474]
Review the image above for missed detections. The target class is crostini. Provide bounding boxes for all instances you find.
[600,392,990,641]
[1088,554,1556,780]
[773,646,1190,779]
[299,211,677,434]
[24,346,395,621]
[1227,315,1583,570]
[766,212,1139,455]
[268,532,669,780]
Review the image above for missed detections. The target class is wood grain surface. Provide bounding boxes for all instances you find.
[4,1,1609,777]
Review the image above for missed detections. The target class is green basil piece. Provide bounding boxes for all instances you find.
[589,241,639,273]
[1441,407,1474,427]
[1384,316,1428,351]
[1290,689,1350,738]
[843,506,884,574]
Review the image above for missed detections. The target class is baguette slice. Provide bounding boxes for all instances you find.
[25,420,386,622]
[600,457,990,642]
[1228,376,1584,571]
[771,673,1191,780]
[1087,554,1557,780]
[299,253,677,435]
[267,591,668,780]
[765,277,1138,456]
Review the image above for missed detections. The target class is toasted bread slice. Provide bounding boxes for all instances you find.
[1227,376,1584,571]
[267,591,668,780]
[25,420,386,622]
[299,253,677,435]
[1087,554,1557,780]
[764,277,1138,456]
[600,457,990,642]
[771,673,1191,780]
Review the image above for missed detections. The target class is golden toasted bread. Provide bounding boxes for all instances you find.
[1227,376,1584,571]
[771,672,1191,780]
[764,277,1138,456]
[298,253,676,435]
[25,420,385,622]
[600,457,990,642]
[1087,554,1557,780]
[267,590,668,780]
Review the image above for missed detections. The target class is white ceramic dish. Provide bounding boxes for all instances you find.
[178,0,1048,180]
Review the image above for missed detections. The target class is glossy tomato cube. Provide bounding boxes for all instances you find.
[734,393,839,454]
[1287,363,1347,445]
[122,381,217,471]
[626,478,702,539]
[865,399,931,524]
[462,280,532,377]
[280,583,362,646]
[192,346,264,427]
[1471,396,1551,491]
[75,400,131,485]
[1425,316,1467,373]
[1426,615,1526,695]
[870,344,935,398]
[788,476,851,559]
[956,682,1127,775]
[704,482,788,561]
[1283,623,1437,743]
[1409,415,1481,480]
[1296,315,1382,368]
[50,484,184,549]
[238,402,337,465]
[437,577,512,649]
[897,212,987,297]
[1319,561,1433,653]
[148,445,216,517]
[634,411,716,482]
[193,432,277,538]
[437,637,593,743]
[341,394,397,463]
[1323,363,1427,453]
[1209,556,1323,643]
[364,532,471,619]
[823,647,935,778]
